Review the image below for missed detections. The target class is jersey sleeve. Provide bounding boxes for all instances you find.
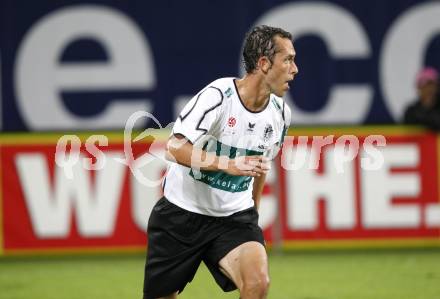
[172,86,223,144]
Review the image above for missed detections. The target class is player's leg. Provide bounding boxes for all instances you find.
[202,207,267,297]
[143,197,203,299]
[218,241,269,299]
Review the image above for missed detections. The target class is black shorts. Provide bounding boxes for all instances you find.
[143,197,265,299]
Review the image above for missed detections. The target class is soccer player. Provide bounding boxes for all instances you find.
[143,25,298,299]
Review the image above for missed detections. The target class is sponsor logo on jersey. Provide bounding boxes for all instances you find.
[189,140,262,192]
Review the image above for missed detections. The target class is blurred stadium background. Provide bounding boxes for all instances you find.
[1,0,440,298]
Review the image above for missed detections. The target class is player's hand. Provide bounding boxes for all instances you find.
[226,155,271,177]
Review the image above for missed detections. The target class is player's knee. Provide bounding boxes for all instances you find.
[242,273,270,296]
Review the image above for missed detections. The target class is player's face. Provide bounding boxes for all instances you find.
[266,36,298,97]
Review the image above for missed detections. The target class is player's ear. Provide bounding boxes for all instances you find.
[258,56,271,74]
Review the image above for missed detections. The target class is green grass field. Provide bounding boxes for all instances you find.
[1,249,439,299]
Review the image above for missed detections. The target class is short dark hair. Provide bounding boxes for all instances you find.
[242,25,292,73]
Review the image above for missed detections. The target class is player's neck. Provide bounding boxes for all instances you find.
[235,74,270,112]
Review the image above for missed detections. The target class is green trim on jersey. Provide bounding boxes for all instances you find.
[271,97,282,111]
[189,140,263,192]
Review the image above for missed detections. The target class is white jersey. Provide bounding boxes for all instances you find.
[163,77,291,216]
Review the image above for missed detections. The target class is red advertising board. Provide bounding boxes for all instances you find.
[1,139,152,254]
[278,128,440,248]
[1,127,439,255]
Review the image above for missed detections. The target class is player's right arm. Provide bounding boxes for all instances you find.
[167,85,269,177]
[166,134,269,177]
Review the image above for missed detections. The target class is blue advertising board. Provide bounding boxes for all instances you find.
[1,0,440,131]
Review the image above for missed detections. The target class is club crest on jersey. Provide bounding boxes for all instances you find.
[228,117,236,127]
[263,124,273,141]
[247,122,256,132]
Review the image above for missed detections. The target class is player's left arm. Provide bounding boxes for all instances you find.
[252,100,291,210]
[252,173,266,210]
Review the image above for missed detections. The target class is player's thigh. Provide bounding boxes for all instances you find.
[218,241,269,289]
